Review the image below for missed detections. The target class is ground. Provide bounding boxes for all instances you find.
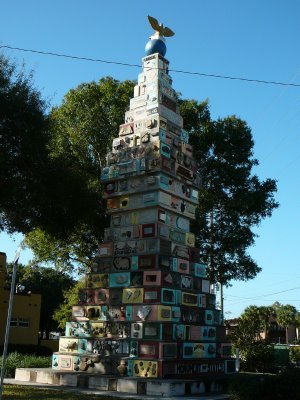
[2,385,123,400]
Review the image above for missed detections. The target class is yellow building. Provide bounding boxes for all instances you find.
[0,252,41,346]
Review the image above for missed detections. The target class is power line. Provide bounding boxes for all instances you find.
[225,286,300,307]
[1,44,300,88]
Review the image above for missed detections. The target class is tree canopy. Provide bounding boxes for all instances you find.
[0,55,49,233]
[0,55,112,239]
[53,280,85,331]
[24,77,136,271]
[227,303,296,372]
[275,303,298,344]
[186,114,278,284]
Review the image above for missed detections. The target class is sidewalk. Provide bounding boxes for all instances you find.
[4,378,230,400]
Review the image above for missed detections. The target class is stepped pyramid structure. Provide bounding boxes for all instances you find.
[52,18,234,393]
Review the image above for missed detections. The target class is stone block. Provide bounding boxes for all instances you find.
[36,370,53,384]
[191,381,205,394]
[77,374,89,388]
[15,368,31,382]
[108,378,117,391]
[88,376,109,390]
[146,381,185,396]
[117,378,138,393]
[59,373,77,386]
[210,380,224,393]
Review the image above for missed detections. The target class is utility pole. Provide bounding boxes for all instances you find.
[0,244,22,400]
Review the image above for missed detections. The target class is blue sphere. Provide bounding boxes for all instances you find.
[145,38,167,57]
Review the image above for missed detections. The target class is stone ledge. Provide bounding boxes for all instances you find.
[14,368,230,397]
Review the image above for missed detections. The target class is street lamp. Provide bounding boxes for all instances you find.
[0,243,22,400]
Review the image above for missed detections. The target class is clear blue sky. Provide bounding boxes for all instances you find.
[1,1,300,318]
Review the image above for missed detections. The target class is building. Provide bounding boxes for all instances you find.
[0,252,41,346]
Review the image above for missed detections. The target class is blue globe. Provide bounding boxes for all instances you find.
[145,38,167,57]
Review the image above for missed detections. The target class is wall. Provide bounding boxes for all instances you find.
[0,252,42,346]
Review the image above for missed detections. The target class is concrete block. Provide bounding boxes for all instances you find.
[117,378,138,393]
[146,381,185,396]
[77,374,89,388]
[210,380,224,393]
[29,370,37,383]
[36,370,53,384]
[15,368,31,382]
[59,373,77,387]
[191,381,205,394]
[51,373,60,385]
[88,376,109,390]
[108,378,117,391]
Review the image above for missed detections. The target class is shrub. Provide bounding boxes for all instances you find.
[239,342,275,373]
[290,346,300,365]
[229,369,300,400]
[0,352,51,378]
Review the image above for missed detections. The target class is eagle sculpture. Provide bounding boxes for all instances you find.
[147,15,175,37]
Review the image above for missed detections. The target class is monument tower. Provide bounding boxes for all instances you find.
[52,16,234,394]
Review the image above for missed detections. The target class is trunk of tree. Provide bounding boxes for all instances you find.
[209,210,215,283]
[220,283,224,324]
[286,326,289,344]
[209,209,225,322]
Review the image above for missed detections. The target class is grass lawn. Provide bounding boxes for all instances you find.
[2,385,124,400]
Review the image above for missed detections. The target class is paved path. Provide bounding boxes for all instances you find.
[4,378,230,400]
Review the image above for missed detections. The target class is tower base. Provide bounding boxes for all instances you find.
[15,368,231,396]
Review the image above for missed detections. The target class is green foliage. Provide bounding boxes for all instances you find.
[0,54,49,234]
[289,346,300,363]
[186,112,278,284]
[24,77,135,271]
[5,262,74,337]
[229,303,300,372]
[229,319,274,372]
[50,77,135,169]
[229,305,276,372]
[240,342,275,373]
[0,352,51,378]
[53,280,85,330]
[276,304,297,344]
[0,54,109,240]
[242,305,275,339]
[25,228,94,273]
[229,370,300,400]
[178,98,211,134]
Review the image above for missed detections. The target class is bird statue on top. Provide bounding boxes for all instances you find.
[145,16,174,57]
[147,15,175,37]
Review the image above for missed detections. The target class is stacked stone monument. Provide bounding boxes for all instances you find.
[52,17,234,385]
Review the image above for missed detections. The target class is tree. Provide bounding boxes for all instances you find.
[53,280,85,331]
[228,306,275,372]
[276,304,297,344]
[0,54,49,234]
[0,54,109,239]
[184,113,278,284]
[241,305,275,340]
[5,262,74,338]
[230,305,273,345]
[25,228,95,274]
[49,77,135,169]
[24,77,136,272]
